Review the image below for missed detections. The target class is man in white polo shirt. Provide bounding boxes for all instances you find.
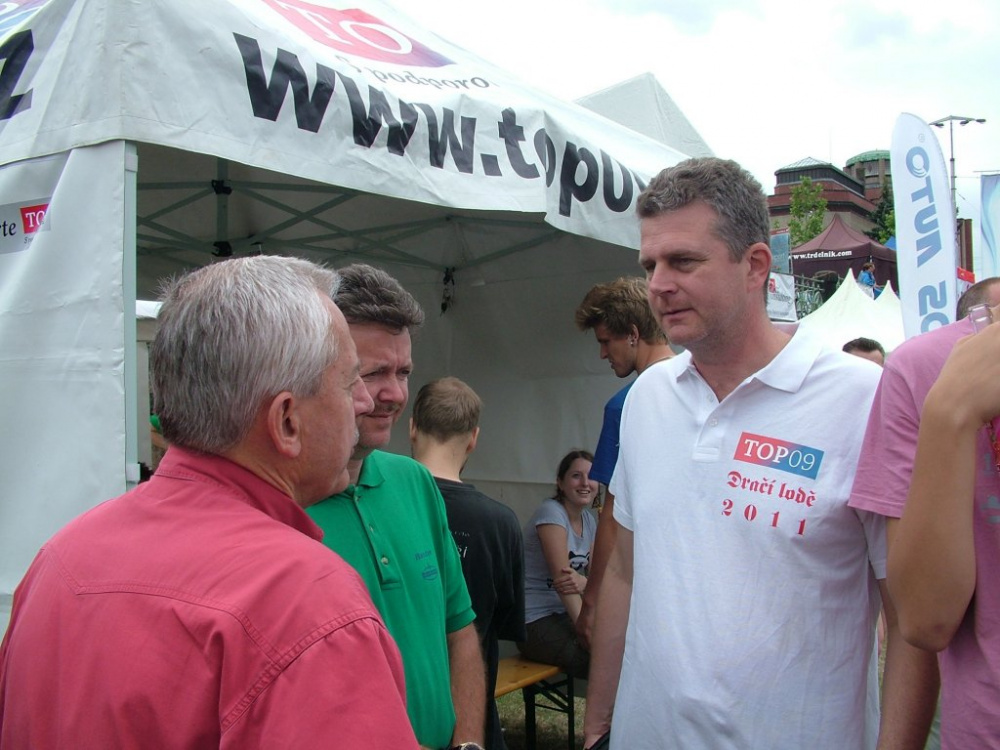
[583,157,937,749]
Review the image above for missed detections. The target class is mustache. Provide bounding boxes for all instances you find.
[363,405,401,417]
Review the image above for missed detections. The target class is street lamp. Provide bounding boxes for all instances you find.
[930,115,987,217]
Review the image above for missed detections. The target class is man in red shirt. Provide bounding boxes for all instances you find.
[0,256,420,750]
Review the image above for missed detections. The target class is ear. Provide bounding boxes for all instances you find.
[408,417,417,444]
[265,391,302,459]
[629,323,640,342]
[467,426,480,454]
[744,241,773,290]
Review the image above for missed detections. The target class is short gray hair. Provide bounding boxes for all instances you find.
[151,256,341,454]
[334,263,424,330]
[637,157,770,262]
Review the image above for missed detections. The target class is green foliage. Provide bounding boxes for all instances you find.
[865,179,896,245]
[788,177,828,246]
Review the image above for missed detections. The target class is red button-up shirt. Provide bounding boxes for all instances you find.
[0,447,418,750]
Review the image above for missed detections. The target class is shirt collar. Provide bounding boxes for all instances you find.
[154,446,323,541]
[354,450,387,489]
[751,323,821,394]
[674,322,820,395]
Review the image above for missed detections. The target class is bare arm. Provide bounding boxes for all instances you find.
[576,491,619,648]
[583,525,632,748]
[447,623,486,746]
[887,325,1000,650]
[537,523,585,622]
[875,570,939,749]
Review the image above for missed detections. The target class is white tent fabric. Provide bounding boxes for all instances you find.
[798,271,906,353]
[0,0,693,609]
[0,141,132,612]
[576,73,714,158]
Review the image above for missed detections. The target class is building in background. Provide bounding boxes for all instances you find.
[844,150,891,203]
[768,157,876,236]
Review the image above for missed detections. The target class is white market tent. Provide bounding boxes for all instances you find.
[0,0,692,610]
[798,271,906,353]
[576,73,714,158]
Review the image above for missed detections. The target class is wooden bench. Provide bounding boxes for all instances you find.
[495,655,575,750]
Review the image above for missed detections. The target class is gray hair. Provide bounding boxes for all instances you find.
[637,157,771,262]
[151,256,341,454]
[334,263,424,330]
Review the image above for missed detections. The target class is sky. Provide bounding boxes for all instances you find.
[387,0,1000,226]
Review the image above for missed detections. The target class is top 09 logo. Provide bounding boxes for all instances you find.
[260,0,452,67]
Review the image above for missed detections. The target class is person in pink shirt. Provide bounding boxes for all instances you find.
[849,281,1000,748]
[0,257,420,750]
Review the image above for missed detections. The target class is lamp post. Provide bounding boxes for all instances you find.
[930,115,987,217]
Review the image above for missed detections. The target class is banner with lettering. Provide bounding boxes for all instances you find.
[0,141,127,595]
[890,113,957,338]
[979,174,1000,280]
[0,0,689,250]
[766,272,796,322]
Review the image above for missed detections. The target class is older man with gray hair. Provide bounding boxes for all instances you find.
[0,257,419,749]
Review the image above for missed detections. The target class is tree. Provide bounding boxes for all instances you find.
[865,179,895,245]
[788,177,827,246]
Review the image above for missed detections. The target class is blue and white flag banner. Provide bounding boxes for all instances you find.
[890,113,958,338]
[979,174,1000,280]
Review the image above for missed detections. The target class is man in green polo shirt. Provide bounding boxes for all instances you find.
[308,264,485,750]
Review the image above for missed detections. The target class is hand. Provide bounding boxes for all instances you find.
[553,567,587,596]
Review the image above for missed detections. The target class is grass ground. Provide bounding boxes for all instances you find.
[492,633,889,750]
[496,691,587,750]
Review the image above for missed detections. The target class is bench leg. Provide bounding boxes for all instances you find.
[566,678,575,750]
[523,685,538,750]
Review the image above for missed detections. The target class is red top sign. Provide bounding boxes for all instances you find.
[261,0,452,67]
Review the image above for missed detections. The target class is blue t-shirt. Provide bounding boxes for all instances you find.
[590,382,633,486]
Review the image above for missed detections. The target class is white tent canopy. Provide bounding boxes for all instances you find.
[798,271,906,353]
[0,0,691,608]
[576,73,714,158]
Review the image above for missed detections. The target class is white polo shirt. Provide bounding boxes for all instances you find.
[610,325,884,749]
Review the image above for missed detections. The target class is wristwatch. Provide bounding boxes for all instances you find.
[446,744,485,750]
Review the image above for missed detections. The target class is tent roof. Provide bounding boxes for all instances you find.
[575,73,713,158]
[2,0,692,259]
[798,270,905,352]
[791,215,896,261]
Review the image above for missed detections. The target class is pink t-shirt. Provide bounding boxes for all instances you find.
[849,318,1000,748]
[0,447,418,750]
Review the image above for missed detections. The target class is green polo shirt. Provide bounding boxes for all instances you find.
[308,450,475,749]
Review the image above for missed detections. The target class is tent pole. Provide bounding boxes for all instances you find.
[124,142,140,488]
[214,159,231,256]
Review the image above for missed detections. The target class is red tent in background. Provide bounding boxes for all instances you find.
[791,215,897,289]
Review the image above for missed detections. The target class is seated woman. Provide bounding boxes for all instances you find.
[517,449,598,677]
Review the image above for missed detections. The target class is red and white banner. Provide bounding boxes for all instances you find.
[890,113,958,338]
[0,141,128,595]
[766,272,797,322]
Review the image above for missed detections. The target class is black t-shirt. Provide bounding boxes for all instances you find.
[435,478,525,750]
